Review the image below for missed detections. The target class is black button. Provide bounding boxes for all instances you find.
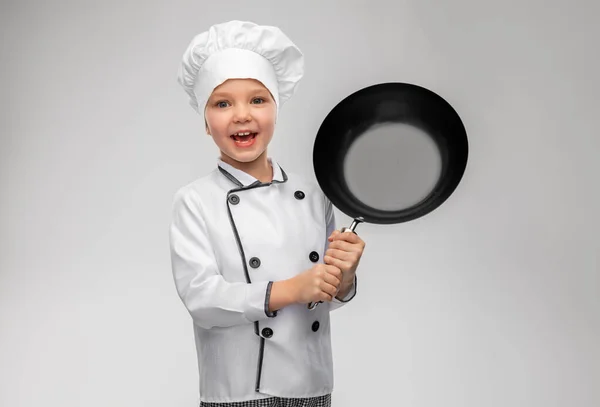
[294,190,305,200]
[309,251,319,262]
[262,327,273,338]
[249,257,261,268]
[228,194,240,205]
[312,321,320,332]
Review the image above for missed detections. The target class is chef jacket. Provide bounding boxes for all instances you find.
[169,156,357,403]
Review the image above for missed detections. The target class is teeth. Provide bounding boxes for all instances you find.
[233,132,251,136]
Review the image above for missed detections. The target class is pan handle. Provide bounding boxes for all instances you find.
[308,217,364,310]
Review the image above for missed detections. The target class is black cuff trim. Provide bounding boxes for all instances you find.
[264,281,278,317]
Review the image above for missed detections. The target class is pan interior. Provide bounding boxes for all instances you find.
[343,122,442,211]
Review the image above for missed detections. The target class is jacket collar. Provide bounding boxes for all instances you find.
[217,156,288,188]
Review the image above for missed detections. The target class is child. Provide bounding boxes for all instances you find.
[170,20,366,406]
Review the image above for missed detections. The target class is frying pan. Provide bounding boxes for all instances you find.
[308,82,469,309]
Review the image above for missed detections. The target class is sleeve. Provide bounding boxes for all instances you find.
[169,187,277,329]
[323,194,357,312]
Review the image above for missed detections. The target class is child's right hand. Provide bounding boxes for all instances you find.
[289,264,342,304]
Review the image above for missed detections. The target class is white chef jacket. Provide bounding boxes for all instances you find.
[169,156,357,403]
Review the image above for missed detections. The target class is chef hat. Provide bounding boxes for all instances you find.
[177,20,304,116]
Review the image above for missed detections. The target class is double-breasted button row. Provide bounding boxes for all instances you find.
[249,252,319,269]
[261,323,318,339]
[229,190,305,205]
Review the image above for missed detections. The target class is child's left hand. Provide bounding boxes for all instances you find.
[324,230,366,280]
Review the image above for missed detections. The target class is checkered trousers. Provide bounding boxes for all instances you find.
[200,394,331,407]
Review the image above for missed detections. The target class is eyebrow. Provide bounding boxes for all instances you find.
[210,88,271,98]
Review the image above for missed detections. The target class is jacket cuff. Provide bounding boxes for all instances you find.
[264,281,278,317]
[244,281,273,322]
[334,274,357,303]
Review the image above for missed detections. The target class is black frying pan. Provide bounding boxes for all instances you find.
[308,82,469,309]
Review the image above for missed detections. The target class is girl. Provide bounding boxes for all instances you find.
[170,20,366,406]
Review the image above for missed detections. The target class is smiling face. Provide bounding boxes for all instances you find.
[204,78,277,169]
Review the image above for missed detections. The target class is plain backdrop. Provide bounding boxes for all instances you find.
[1,0,599,406]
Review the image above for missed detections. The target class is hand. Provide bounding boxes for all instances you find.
[289,263,343,304]
[325,230,366,287]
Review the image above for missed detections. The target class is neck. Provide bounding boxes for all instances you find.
[220,150,273,183]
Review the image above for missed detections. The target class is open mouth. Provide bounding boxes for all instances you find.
[231,132,257,146]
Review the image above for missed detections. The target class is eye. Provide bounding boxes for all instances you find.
[216,101,230,108]
[251,97,265,104]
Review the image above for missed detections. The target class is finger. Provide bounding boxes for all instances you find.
[326,248,355,262]
[323,270,341,288]
[320,281,338,297]
[328,240,361,254]
[324,264,343,279]
[323,255,351,273]
[326,249,360,269]
[327,230,341,242]
[320,280,337,295]
[330,231,362,244]
[321,264,343,281]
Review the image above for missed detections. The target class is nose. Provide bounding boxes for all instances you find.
[233,104,251,123]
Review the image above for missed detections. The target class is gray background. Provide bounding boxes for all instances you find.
[1,0,599,406]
